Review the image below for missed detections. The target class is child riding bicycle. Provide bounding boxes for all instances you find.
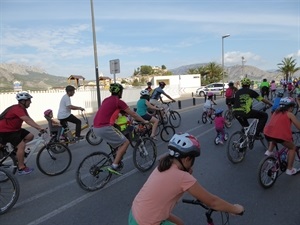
[203,92,217,118]
[214,109,229,145]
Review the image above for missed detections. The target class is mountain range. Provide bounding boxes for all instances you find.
[1,63,299,92]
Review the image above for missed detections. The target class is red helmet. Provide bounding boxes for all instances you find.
[44,109,53,117]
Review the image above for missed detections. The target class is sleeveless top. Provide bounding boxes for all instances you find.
[264,111,292,142]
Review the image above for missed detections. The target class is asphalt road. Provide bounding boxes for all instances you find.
[1,95,300,225]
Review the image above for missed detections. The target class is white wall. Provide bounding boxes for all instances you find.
[0,87,180,122]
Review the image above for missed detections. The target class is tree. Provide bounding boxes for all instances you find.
[161,65,166,70]
[187,63,222,85]
[277,57,300,81]
[140,65,153,75]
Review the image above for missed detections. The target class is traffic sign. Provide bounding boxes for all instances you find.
[109,59,120,74]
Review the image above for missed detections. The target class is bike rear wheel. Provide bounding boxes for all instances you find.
[86,129,103,146]
[226,131,247,164]
[258,156,278,188]
[0,168,20,215]
[160,126,175,142]
[76,152,112,191]
[169,111,181,128]
[201,112,207,124]
[133,137,157,172]
[36,143,72,176]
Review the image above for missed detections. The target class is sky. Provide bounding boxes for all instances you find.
[0,0,300,80]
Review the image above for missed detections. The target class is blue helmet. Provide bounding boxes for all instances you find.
[215,109,223,115]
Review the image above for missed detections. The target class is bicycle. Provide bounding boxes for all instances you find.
[0,130,72,176]
[226,107,269,164]
[289,92,299,115]
[156,108,175,142]
[182,199,243,225]
[258,131,300,188]
[214,127,229,145]
[46,110,102,146]
[76,129,157,191]
[0,168,20,215]
[224,106,234,128]
[162,101,181,128]
[199,108,216,124]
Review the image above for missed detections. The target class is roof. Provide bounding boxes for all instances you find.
[68,75,85,80]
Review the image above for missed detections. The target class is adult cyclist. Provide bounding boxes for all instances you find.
[233,78,272,140]
[0,92,44,175]
[260,78,270,99]
[149,81,176,107]
[129,133,244,225]
[93,83,148,174]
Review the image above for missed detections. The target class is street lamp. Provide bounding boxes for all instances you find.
[222,34,230,96]
[242,56,246,77]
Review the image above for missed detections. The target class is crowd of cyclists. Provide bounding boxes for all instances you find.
[1,76,300,223]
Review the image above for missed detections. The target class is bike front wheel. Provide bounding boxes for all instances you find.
[0,168,20,215]
[160,126,175,142]
[133,137,157,172]
[36,143,72,176]
[226,131,247,164]
[169,111,181,128]
[86,129,103,146]
[76,152,112,191]
[0,154,17,176]
[258,156,278,188]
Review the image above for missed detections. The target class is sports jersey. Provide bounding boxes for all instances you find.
[136,99,148,116]
[151,87,165,100]
[233,88,263,113]
[0,104,28,132]
[94,95,128,128]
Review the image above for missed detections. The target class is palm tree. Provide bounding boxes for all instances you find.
[204,62,223,83]
[277,57,300,81]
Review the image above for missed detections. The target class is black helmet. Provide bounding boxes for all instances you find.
[159,81,166,86]
[228,81,234,86]
[65,85,75,92]
[147,82,152,86]
[109,83,124,95]
[168,133,200,158]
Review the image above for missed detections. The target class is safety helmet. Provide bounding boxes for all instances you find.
[228,81,234,86]
[16,92,33,101]
[241,78,251,86]
[279,97,296,108]
[168,133,200,158]
[207,92,213,97]
[65,85,75,92]
[147,82,152,86]
[263,78,267,82]
[277,91,284,98]
[140,90,149,96]
[159,81,166,86]
[44,109,53,117]
[215,109,224,115]
[109,83,124,95]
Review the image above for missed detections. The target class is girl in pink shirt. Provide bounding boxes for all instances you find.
[214,109,228,145]
[129,133,244,225]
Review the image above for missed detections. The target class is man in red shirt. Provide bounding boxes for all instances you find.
[0,92,44,175]
[93,83,148,174]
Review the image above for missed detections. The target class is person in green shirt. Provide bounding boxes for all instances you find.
[260,78,270,99]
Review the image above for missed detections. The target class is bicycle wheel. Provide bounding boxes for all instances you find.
[36,143,72,176]
[293,100,298,115]
[214,136,220,145]
[133,137,157,172]
[160,126,175,142]
[0,154,17,176]
[86,129,103,146]
[76,152,112,191]
[226,131,247,164]
[0,168,20,215]
[258,156,278,188]
[202,112,207,124]
[169,111,181,128]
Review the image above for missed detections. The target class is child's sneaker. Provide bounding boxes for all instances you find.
[18,166,34,175]
[219,140,224,145]
[264,150,274,156]
[286,168,300,175]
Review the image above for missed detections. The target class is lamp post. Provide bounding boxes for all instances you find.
[242,56,246,77]
[222,34,230,96]
[90,0,101,107]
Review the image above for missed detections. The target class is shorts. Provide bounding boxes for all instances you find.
[128,209,175,225]
[264,135,285,144]
[93,126,127,148]
[141,114,152,121]
[149,99,163,108]
[0,128,30,147]
[225,98,235,105]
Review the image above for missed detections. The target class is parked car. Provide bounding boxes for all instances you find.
[195,82,229,97]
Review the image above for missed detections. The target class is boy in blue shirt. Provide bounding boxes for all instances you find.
[271,91,284,113]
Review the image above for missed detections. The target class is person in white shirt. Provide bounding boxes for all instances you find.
[57,85,84,141]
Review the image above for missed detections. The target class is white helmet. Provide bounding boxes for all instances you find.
[140,90,149,96]
[16,92,33,101]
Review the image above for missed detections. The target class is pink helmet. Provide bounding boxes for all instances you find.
[207,92,213,97]
[44,109,53,117]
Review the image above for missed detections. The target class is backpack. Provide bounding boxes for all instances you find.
[225,88,233,98]
[0,105,14,120]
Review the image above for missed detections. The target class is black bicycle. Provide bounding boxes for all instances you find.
[76,131,157,191]
[182,199,243,225]
[0,168,20,215]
